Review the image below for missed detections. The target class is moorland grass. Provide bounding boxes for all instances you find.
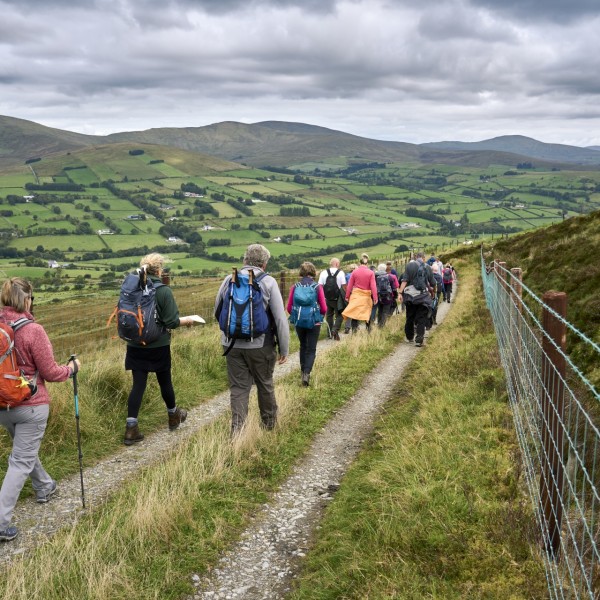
[289,261,548,599]
[0,310,405,599]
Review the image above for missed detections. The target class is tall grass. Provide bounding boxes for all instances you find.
[289,260,548,599]
[0,314,404,598]
[0,326,230,490]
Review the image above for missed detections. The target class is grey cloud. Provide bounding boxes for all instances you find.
[466,0,599,22]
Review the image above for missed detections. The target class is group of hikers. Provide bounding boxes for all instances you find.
[0,244,456,543]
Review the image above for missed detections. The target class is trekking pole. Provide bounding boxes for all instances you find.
[69,354,85,508]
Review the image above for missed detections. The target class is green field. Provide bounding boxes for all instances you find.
[1,147,599,290]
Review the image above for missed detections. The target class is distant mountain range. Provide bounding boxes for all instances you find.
[2,114,600,171]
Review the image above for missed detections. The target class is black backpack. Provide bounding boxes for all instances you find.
[323,268,341,302]
[376,273,393,303]
[413,263,430,292]
[108,268,167,345]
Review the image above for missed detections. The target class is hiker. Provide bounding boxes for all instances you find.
[442,263,454,303]
[0,278,81,543]
[343,264,357,334]
[386,260,398,278]
[398,252,436,347]
[386,262,400,315]
[123,253,193,446]
[317,258,346,341]
[343,253,377,333]
[374,263,398,327]
[287,262,327,386]
[214,244,289,434]
[430,263,444,326]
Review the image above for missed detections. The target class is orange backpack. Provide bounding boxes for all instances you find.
[0,319,38,409]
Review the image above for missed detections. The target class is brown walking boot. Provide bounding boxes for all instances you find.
[124,423,144,446]
[168,407,188,431]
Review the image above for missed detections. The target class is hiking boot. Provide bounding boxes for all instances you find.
[168,407,187,431]
[333,331,340,341]
[344,328,350,334]
[415,337,424,347]
[124,423,144,446]
[0,526,18,542]
[301,372,310,387]
[36,480,57,504]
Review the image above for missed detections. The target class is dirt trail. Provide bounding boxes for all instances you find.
[189,300,452,599]
[0,338,337,563]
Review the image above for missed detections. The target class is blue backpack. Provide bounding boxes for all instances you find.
[217,268,271,355]
[290,282,322,329]
[109,269,166,345]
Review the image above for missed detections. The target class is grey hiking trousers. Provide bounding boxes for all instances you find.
[0,404,54,529]
[225,344,278,432]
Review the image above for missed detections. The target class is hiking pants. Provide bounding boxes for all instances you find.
[376,303,391,327]
[444,282,453,302]
[295,324,321,375]
[0,405,54,529]
[404,302,430,344]
[127,369,176,419]
[226,344,278,432]
[325,299,343,334]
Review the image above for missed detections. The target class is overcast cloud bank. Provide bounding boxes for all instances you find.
[1,0,599,146]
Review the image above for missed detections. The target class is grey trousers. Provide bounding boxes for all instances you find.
[0,404,54,529]
[225,345,278,431]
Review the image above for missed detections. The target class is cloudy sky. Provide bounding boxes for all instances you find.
[1,0,599,146]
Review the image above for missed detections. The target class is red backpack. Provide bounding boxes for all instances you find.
[442,267,453,284]
[0,318,38,409]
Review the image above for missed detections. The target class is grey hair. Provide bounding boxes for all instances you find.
[377,263,387,271]
[415,251,425,259]
[243,243,271,268]
[329,257,340,267]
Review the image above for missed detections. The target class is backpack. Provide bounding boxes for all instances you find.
[216,268,271,354]
[323,269,341,302]
[376,273,393,303]
[108,268,166,345]
[0,318,38,409]
[443,267,453,284]
[413,263,430,292]
[289,282,323,329]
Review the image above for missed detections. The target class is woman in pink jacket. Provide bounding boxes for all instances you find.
[342,253,378,333]
[0,278,81,542]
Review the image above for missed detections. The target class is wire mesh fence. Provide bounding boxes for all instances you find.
[481,252,600,599]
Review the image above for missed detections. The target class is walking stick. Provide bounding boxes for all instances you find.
[69,354,85,508]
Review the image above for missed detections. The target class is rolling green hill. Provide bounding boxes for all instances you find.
[2,115,599,171]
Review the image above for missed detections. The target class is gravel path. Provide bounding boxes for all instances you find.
[189,299,452,599]
[0,338,338,563]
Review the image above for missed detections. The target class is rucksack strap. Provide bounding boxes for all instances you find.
[8,318,39,387]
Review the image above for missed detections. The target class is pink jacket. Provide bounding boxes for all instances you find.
[345,266,378,304]
[286,279,327,315]
[0,307,71,406]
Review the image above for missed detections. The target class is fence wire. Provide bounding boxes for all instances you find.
[481,253,600,599]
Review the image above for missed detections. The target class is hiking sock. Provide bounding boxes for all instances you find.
[126,417,138,427]
[167,407,178,414]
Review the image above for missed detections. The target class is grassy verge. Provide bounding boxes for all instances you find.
[0,324,302,493]
[0,311,405,598]
[289,260,548,599]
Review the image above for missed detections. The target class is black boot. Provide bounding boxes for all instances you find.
[301,372,310,387]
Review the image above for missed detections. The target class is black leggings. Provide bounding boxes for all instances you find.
[127,370,176,419]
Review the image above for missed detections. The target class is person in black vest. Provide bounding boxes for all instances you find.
[317,258,346,341]
[398,252,436,347]
[124,253,194,446]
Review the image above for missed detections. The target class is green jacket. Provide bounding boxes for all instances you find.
[127,275,180,348]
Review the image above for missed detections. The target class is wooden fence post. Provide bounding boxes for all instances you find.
[539,291,567,559]
[279,270,287,301]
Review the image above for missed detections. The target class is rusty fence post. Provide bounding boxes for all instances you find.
[539,291,567,559]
